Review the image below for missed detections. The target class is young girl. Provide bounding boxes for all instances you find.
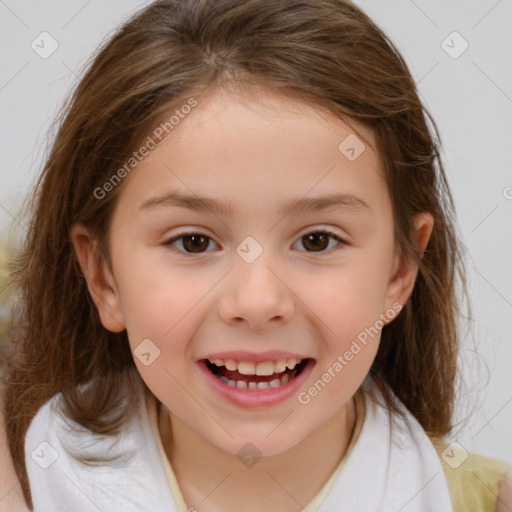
[2,0,511,511]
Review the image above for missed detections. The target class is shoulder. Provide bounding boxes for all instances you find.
[24,391,89,510]
[25,391,74,470]
[431,437,511,512]
[24,390,127,510]
[25,372,148,465]
[25,387,133,460]
[24,382,174,511]
[25,387,127,468]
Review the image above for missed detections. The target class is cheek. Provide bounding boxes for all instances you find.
[299,260,391,333]
[115,250,202,333]
[304,270,384,408]
[120,265,202,402]
[293,253,391,382]
[117,258,216,375]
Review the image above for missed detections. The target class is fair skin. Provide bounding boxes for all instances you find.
[71,87,434,512]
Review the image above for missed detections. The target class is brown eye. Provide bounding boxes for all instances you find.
[164,233,217,254]
[164,229,345,255]
[302,233,329,252]
[297,230,345,253]
[181,234,210,253]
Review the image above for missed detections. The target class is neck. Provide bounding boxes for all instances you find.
[158,397,357,512]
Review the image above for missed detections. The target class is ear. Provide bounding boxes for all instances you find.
[70,223,126,333]
[383,212,434,318]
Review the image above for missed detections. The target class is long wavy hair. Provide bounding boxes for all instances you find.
[1,0,470,508]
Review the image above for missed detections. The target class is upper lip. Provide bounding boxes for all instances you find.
[200,350,313,362]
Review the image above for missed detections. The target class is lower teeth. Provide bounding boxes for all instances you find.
[216,370,297,390]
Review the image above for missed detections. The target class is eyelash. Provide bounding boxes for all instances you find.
[162,229,347,255]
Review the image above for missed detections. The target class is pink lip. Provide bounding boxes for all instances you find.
[197,358,315,408]
[200,350,311,363]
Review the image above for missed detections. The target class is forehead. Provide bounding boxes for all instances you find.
[168,86,378,153]
[114,87,388,219]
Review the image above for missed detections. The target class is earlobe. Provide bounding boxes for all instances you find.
[70,223,126,333]
[384,212,434,319]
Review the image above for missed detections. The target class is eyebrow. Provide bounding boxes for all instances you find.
[139,190,372,217]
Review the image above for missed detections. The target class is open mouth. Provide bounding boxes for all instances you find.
[204,358,312,390]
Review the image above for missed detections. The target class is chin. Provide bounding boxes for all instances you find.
[208,430,303,459]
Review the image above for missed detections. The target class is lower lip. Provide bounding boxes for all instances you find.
[198,359,315,408]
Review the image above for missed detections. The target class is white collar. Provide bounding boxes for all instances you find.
[26,375,453,511]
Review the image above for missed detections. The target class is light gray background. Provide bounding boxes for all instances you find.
[1,0,511,466]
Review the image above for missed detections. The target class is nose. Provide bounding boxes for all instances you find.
[217,254,295,330]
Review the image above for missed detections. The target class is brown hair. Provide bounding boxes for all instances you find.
[2,0,469,508]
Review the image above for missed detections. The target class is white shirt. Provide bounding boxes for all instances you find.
[25,375,454,511]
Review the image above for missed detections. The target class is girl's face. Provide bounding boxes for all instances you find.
[73,88,432,457]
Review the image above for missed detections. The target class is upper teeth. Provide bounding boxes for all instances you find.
[208,358,302,375]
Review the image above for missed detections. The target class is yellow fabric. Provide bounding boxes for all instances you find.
[432,437,510,512]
[147,388,366,512]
